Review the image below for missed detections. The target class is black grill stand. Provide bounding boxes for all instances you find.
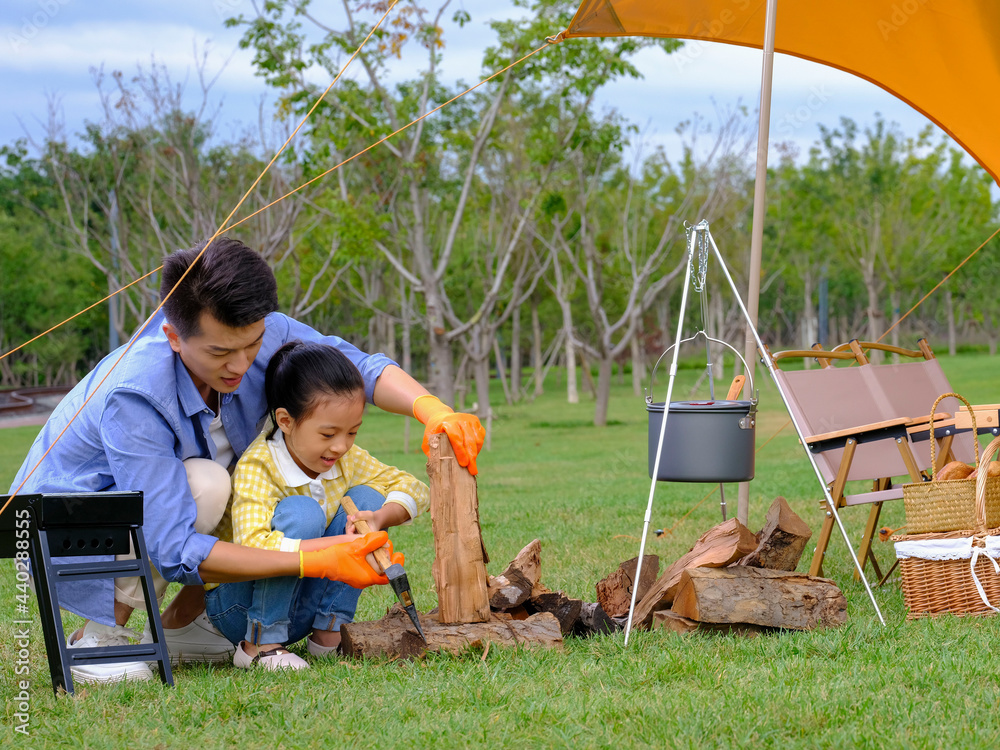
[3,492,173,695]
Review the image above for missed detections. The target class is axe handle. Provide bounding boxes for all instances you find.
[340,494,392,573]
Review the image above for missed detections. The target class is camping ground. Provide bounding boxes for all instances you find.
[2,355,1000,748]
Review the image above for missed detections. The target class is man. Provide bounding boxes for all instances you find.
[11,237,483,682]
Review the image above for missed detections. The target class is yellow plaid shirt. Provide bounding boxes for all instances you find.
[214,427,429,555]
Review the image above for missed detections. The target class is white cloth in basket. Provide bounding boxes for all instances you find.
[894,535,1000,612]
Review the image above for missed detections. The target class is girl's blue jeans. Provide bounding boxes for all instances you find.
[205,485,385,646]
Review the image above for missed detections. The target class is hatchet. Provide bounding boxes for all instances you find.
[340,494,427,642]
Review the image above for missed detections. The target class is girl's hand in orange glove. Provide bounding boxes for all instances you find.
[412,395,485,475]
[299,531,395,589]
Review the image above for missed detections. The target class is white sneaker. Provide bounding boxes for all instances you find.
[233,641,309,671]
[158,611,235,665]
[67,621,154,684]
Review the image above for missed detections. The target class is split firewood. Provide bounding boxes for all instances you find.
[632,518,758,629]
[595,555,660,618]
[670,567,847,630]
[651,610,773,637]
[735,496,812,571]
[427,435,490,624]
[341,604,563,658]
[487,539,541,611]
[526,589,583,635]
[574,602,616,637]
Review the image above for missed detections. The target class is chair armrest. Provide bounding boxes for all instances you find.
[805,417,911,444]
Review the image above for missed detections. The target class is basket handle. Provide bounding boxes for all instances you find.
[930,392,978,478]
[974,435,1000,532]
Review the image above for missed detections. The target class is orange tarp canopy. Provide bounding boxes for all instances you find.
[564,0,1000,185]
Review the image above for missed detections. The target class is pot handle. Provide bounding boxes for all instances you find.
[646,330,755,404]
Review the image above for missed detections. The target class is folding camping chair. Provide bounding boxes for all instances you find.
[768,340,970,581]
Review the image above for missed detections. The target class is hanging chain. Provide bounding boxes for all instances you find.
[686,222,710,293]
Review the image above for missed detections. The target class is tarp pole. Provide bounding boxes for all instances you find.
[738,0,779,525]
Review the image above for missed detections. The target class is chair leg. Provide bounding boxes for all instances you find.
[29,524,73,695]
[809,505,836,577]
[855,502,884,581]
[131,527,173,686]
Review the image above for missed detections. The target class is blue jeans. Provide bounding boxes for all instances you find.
[205,485,386,646]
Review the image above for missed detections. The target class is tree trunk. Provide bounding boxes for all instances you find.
[531,301,544,397]
[946,289,957,356]
[510,304,521,399]
[630,333,644,398]
[593,357,613,427]
[564,329,578,404]
[889,288,902,363]
[801,270,815,369]
[863,271,885,365]
[427,301,455,405]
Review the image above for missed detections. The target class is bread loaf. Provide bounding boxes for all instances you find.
[937,461,974,481]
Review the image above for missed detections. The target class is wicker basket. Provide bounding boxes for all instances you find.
[902,392,1000,533]
[894,435,1000,619]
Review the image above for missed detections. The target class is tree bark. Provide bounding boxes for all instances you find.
[652,610,772,637]
[670,567,847,630]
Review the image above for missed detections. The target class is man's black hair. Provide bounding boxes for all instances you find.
[161,237,279,338]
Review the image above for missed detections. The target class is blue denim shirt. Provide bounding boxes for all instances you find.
[11,310,397,625]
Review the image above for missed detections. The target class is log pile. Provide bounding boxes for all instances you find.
[342,475,844,657]
[645,496,847,635]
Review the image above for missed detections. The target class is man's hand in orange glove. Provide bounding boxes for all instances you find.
[299,531,403,589]
[412,395,486,475]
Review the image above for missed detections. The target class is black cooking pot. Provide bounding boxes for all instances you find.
[647,399,756,482]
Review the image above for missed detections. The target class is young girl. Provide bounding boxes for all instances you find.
[205,341,429,670]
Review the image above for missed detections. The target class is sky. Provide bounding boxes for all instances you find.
[0,0,954,170]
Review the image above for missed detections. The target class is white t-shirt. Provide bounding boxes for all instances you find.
[209,407,235,469]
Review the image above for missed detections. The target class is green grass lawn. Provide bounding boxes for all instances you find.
[3,356,1000,748]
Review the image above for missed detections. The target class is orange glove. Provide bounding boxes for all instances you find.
[413,395,485,475]
[299,531,393,589]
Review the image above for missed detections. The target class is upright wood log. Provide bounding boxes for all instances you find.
[426,434,490,623]
[670,567,847,630]
[595,555,660,618]
[736,496,813,571]
[632,518,758,629]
